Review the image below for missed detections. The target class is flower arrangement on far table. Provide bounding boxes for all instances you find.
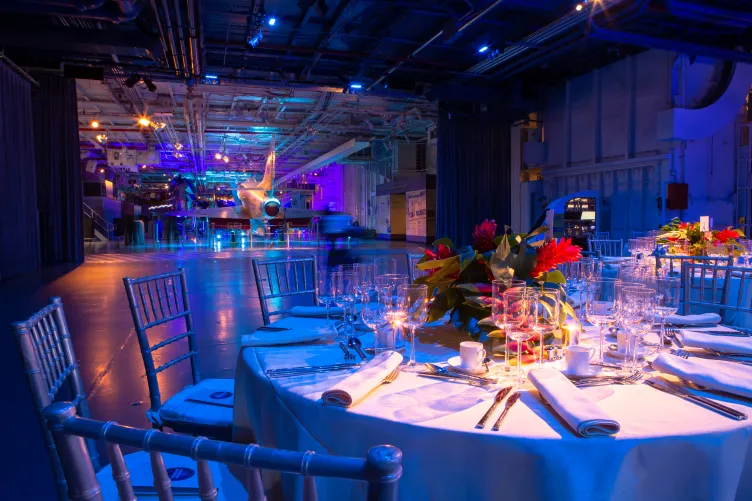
[658,218,745,256]
[414,220,582,363]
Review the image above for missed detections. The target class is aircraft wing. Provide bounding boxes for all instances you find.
[164,207,244,219]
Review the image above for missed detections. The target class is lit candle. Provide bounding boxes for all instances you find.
[562,322,581,347]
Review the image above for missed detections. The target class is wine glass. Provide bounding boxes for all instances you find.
[361,293,389,351]
[374,257,397,276]
[315,269,334,328]
[585,278,620,363]
[376,274,409,350]
[354,263,374,295]
[558,262,583,317]
[530,286,561,369]
[398,284,428,370]
[332,271,356,340]
[621,288,655,369]
[492,280,512,371]
[655,277,680,351]
[503,287,535,387]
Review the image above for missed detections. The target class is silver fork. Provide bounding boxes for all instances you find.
[672,349,752,366]
[381,367,400,384]
[573,372,644,388]
[666,327,684,348]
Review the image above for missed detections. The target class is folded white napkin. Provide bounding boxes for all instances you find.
[681,330,752,355]
[661,313,721,326]
[322,351,403,407]
[289,305,344,318]
[242,317,336,347]
[652,353,752,399]
[529,369,620,437]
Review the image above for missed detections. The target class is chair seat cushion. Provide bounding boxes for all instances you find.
[159,379,234,433]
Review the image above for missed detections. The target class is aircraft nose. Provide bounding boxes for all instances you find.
[263,198,280,217]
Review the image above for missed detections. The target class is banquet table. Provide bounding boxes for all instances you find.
[233,319,752,501]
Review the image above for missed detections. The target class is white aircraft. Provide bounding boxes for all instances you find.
[166,140,323,234]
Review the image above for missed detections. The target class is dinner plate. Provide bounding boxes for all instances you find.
[447,356,495,375]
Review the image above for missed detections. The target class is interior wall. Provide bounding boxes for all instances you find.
[539,49,742,237]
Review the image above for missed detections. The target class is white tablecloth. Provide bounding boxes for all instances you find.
[232,320,752,501]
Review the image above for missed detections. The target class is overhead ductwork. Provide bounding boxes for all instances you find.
[0,0,142,22]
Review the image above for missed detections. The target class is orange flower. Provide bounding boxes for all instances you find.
[531,238,582,278]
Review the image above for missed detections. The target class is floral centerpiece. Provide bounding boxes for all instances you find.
[658,218,745,256]
[414,220,582,363]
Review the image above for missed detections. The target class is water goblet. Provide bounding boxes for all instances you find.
[585,278,620,363]
[398,284,428,370]
[655,277,680,351]
[503,287,535,387]
[316,269,334,328]
[530,286,561,369]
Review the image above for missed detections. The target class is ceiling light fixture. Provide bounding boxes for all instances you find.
[174,143,183,150]
[142,77,157,92]
[575,3,583,10]
[138,117,151,127]
[141,165,147,170]
[95,134,107,143]
[124,73,141,88]
[90,120,100,128]
[268,17,276,26]
[223,156,230,163]
[478,45,489,53]
[215,152,222,160]
[99,168,105,173]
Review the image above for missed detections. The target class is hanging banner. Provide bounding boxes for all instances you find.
[406,189,427,238]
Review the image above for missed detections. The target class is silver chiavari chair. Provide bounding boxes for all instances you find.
[123,268,233,441]
[681,261,752,317]
[406,252,426,283]
[11,297,100,501]
[252,257,318,325]
[44,401,402,501]
[588,238,624,257]
[660,255,731,275]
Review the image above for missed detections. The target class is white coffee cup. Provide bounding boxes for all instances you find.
[565,345,595,376]
[459,341,486,370]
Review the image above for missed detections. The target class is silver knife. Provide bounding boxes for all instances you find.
[492,391,522,431]
[645,379,747,421]
[476,386,513,429]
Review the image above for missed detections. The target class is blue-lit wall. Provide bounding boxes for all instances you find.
[537,49,745,237]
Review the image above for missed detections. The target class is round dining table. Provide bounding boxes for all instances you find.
[232,319,752,501]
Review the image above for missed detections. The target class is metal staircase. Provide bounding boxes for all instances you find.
[83,202,115,242]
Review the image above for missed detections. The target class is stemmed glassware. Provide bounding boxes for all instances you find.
[332,270,356,340]
[398,284,428,370]
[585,278,620,363]
[354,263,374,296]
[655,277,681,351]
[361,293,389,349]
[621,287,655,369]
[558,262,583,318]
[492,279,527,372]
[503,287,535,387]
[315,269,334,328]
[627,239,640,260]
[374,258,397,276]
[375,274,409,350]
[530,286,561,370]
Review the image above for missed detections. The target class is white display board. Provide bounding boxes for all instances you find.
[375,195,390,235]
[406,189,427,238]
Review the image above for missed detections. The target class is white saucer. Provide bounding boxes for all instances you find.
[606,344,649,360]
[553,360,602,378]
[447,356,495,375]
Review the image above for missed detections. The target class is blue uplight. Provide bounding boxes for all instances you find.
[478,46,489,53]
[350,83,362,89]
[268,17,276,26]
[204,75,218,79]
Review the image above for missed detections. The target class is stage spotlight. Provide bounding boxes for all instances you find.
[99,168,105,173]
[90,120,100,128]
[215,152,222,160]
[350,82,362,89]
[143,77,157,92]
[223,155,230,163]
[124,73,141,88]
[575,3,583,11]
[478,45,489,53]
[95,134,107,143]
[175,143,183,150]
[138,117,151,127]
[141,165,147,170]
[268,17,276,26]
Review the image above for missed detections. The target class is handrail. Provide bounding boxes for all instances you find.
[83,202,115,239]
[44,402,402,500]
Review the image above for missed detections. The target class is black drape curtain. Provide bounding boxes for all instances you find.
[436,106,512,246]
[0,60,40,280]
[32,74,84,266]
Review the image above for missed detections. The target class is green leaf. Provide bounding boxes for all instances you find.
[431,237,456,250]
[541,270,566,284]
[416,254,459,271]
[458,248,478,273]
[561,302,579,323]
[524,226,548,240]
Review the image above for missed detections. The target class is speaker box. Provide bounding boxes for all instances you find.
[666,183,689,210]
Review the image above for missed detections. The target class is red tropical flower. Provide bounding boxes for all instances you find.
[530,238,582,278]
[678,222,689,230]
[424,243,455,261]
[714,227,743,244]
[472,219,497,253]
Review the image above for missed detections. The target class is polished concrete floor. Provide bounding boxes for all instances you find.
[2,240,421,499]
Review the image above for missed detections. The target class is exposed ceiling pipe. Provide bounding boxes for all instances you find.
[589,22,752,64]
[186,0,201,76]
[20,0,106,9]
[667,0,752,29]
[157,0,184,76]
[0,0,141,22]
[170,0,190,76]
[147,0,175,72]
[365,0,506,91]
